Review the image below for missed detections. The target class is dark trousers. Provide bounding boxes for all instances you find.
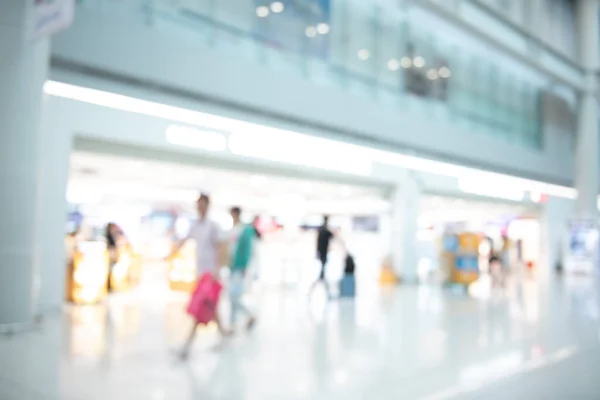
[318,254,327,280]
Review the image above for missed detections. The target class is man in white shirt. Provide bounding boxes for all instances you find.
[168,193,230,359]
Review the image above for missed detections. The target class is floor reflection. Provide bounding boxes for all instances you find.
[2,271,600,399]
[563,275,600,321]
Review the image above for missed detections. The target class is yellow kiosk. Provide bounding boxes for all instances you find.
[379,255,399,285]
[65,236,143,303]
[442,232,481,285]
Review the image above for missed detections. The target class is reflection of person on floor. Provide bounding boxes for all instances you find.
[227,207,257,331]
[312,317,330,393]
[167,194,230,359]
[311,215,334,298]
[489,253,505,288]
[185,345,244,399]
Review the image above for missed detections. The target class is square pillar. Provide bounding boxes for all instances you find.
[390,172,421,282]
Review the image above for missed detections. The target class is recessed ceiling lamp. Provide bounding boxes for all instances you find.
[317,22,330,34]
[387,59,400,71]
[439,66,452,78]
[413,56,425,68]
[270,2,284,13]
[305,26,317,38]
[256,6,269,17]
[427,69,439,80]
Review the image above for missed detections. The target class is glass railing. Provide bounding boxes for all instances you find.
[76,0,543,150]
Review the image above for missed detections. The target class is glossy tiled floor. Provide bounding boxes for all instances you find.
[1,271,600,400]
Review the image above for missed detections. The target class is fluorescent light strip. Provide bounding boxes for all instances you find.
[165,124,227,152]
[68,181,198,203]
[45,80,576,199]
[458,178,525,202]
[372,150,576,199]
[228,131,372,176]
[44,81,240,130]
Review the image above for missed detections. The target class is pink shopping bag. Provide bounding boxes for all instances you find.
[186,272,222,324]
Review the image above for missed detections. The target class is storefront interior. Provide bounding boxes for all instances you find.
[65,151,390,303]
[65,151,544,305]
[417,196,541,283]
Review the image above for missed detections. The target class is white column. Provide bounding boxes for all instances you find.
[574,0,599,218]
[390,172,421,282]
[539,197,573,284]
[36,104,72,315]
[0,2,50,330]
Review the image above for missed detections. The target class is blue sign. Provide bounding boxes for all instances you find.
[443,235,458,252]
[568,220,598,260]
[565,219,599,274]
[455,256,479,272]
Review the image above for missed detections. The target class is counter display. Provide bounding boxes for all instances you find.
[66,241,110,304]
[109,245,143,292]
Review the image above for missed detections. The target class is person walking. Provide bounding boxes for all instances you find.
[106,222,124,292]
[311,215,334,299]
[227,207,257,331]
[167,193,230,359]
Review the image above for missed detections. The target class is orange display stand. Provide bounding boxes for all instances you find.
[379,256,399,285]
[109,245,143,292]
[442,232,481,285]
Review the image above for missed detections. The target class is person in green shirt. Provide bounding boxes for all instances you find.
[228,207,257,331]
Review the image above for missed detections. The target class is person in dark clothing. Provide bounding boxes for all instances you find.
[311,216,334,298]
[106,223,118,249]
[106,223,125,291]
[344,253,355,275]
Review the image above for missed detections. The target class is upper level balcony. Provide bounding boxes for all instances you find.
[71,0,579,151]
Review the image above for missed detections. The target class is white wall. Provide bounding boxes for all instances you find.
[36,95,72,314]
[51,7,574,186]
[46,85,559,210]
[45,94,389,187]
